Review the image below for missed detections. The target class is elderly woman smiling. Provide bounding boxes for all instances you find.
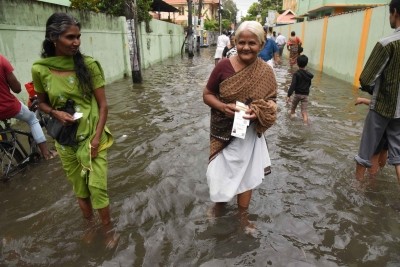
[203,21,277,231]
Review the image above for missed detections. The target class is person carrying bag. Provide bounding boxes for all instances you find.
[44,99,78,146]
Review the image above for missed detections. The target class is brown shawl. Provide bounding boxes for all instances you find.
[209,58,277,161]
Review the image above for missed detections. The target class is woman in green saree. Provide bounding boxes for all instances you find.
[32,12,117,248]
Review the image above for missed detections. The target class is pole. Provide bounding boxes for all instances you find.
[218,0,221,35]
[187,0,194,57]
[127,0,142,83]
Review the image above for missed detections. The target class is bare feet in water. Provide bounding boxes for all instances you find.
[104,230,120,249]
[207,203,227,219]
[242,220,257,235]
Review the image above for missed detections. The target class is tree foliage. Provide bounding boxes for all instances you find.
[221,0,238,22]
[70,0,152,25]
[204,19,218,31]
[203,19,230,32]
[240,0,284,22]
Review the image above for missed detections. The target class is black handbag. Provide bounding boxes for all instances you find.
[45,99,79,146]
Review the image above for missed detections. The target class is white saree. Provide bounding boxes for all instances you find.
[206,123,271,202]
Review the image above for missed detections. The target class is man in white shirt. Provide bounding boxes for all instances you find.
[214,31,230,65]
[276,33,287,57]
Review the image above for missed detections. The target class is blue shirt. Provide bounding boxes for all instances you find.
[259,38,278,62]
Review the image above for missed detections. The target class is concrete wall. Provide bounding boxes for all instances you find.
[323,11,364,82]
[137,19,185,69]
[37,0,70,6]
[1,0,186,101]
[275,4,393,86]
[0,0,131,102]
[297,0,388,15]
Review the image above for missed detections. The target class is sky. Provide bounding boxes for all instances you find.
[235,0,257,19]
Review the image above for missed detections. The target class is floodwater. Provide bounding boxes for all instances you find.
[1,48,400,267]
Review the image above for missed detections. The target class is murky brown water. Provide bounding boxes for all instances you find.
[1,48,400,266]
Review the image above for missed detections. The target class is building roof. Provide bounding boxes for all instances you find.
[151,0,179,13]
[276,9,296,24]
[307,3,384,14]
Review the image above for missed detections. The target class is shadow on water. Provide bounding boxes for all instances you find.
[1,48,400,266]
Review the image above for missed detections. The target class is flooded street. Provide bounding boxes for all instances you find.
[1,48,400,266]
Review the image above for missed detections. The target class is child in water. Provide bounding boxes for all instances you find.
[286,55,314,124]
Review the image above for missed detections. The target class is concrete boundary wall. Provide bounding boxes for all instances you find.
[137,19,185,69]
[0,0,131,98]
[0,0,186,103]
[276,5,393,86]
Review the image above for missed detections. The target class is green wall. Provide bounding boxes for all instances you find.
[297,0,388,15]
[276,4,393,85]
[138,19,185,69]
[0,0,131,102]
[323,12,364,82]
[0,0,185,103]
[38,0,70,6]
[303,20,324,67]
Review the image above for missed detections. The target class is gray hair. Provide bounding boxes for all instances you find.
[46,13,80,42]
[235,21,265,47]
[42,13,81,58]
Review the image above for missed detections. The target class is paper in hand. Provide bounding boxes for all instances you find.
[231,101,249,139]
[73,112,83,120]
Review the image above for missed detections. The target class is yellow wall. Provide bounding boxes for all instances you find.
[283,0,297,12]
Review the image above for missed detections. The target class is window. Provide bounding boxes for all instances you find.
[179,6,185,15]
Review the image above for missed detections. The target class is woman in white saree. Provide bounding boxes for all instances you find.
[203,21,277,230]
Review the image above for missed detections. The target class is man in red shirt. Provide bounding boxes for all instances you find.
[0,54,55,159]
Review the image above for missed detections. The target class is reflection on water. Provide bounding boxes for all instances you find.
[1,48,400,266]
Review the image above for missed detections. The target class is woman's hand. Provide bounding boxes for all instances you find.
[243,107,257,121]
[52,110,75,125]
[222,103,238,118]
[90,138,100,158]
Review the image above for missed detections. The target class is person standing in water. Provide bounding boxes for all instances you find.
[32,12,118,248]
[203,21,277,232]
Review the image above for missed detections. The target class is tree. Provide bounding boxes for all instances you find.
[240,0,284,22]
[221,19,231,30]
[221,0,238,23]
[204,19,218,31]
[241,2,258,21]
[70,0,152,29]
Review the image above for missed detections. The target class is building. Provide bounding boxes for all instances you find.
[276,9,296,25]
[295,0,388,19]
[282,0,297,12]
[159,0,219,26]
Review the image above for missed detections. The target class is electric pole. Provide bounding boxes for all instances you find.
[187,0,194,57]
[218,0,222,35]
[126,0,142,83]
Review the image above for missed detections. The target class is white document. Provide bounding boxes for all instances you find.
[231,101,250,139]
[73,112,83,120]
